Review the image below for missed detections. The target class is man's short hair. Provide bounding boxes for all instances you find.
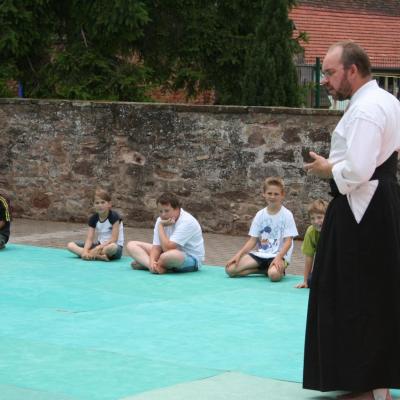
[156,192,181,209]
[330,40,371,77]
[307,199,328,216]
[263,177,285,193]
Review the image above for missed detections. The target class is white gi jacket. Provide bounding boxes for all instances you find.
[329,80,400,223]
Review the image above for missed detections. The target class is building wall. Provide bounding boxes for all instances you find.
[0,98,343,236]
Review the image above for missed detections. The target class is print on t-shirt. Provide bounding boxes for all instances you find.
[258,220,284,255]
[249,206,298,262]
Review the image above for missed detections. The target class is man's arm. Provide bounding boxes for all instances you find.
[93,221,120,255]
[149,245,162,273]
[304,152,333,178]
[82,227,96,260]
[295,255,313,288]
[226,236,258,267]
[0,203,6,229]
[158,220,178,252]
[106,221,120,245]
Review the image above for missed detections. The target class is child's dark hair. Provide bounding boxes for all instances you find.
[263,176,285,193]
[94,188,112,202]
[156,192,181,209]
[307,199,328,216]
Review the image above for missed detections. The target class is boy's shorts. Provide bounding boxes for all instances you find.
[75,241,123,260]
[171,254,200,273]
[0,233,8,248]
[249,254,288,275]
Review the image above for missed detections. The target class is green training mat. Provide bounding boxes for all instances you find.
[0,244,323,399]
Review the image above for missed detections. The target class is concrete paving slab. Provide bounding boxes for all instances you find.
[120,372,344,400]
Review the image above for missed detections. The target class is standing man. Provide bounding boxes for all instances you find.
[304,41,400,400]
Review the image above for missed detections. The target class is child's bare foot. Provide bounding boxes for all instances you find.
[131,261,147,270]
[95,254,110,262]
[150,264,167,274]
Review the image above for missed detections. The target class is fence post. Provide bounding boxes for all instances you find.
[315,57,320,108]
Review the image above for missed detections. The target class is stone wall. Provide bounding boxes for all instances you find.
[0,98,343,236]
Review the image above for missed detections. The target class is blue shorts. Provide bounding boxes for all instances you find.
[171,254,200,273]
[75,241,123,260]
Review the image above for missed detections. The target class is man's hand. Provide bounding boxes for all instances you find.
[270,256,285,273]
[295,281,309,289]
[226,254,241,268]
[304,152,333,178]
[81,250,93,260]
[159,218,175,226]
[90,245,103,257]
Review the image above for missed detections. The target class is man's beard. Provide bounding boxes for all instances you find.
[331,73,352,101]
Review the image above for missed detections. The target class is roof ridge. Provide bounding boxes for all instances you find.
[296,0,400,16]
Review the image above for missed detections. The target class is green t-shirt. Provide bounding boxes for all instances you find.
[301,225,320,257]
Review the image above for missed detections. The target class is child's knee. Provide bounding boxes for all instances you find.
[127,241,138,251]
[67,242,75,251]
[159,250,184,267]
[104,243,117,256]
[225,265,238,278]
[268,266,284,282]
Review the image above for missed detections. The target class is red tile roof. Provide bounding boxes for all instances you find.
[298,0,400,16]
[290,3,400,67]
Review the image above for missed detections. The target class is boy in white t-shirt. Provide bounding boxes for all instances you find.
[127,192,205,274]
[226,177,298,281]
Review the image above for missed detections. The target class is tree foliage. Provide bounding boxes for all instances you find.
[0,0,303,105]
[139,1,265,104]
[0,0,150,100]
[241,0,302,106]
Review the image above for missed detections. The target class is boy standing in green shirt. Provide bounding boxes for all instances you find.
[295,199,328,289]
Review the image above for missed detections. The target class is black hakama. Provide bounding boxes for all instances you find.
[303,152,400,392]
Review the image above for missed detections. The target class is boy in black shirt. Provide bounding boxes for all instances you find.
[0,193,11,250]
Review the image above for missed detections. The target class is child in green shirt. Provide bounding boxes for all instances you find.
[295,199,328,288]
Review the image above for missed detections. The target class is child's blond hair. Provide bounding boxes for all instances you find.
[94,188,112,202]
[263,176,285,193]
[307,199,328,216]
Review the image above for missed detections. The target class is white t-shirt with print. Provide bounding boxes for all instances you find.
[153,208,205,264]
[249,206,298,262]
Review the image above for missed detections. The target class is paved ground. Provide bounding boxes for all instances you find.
[9,218,305,277]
